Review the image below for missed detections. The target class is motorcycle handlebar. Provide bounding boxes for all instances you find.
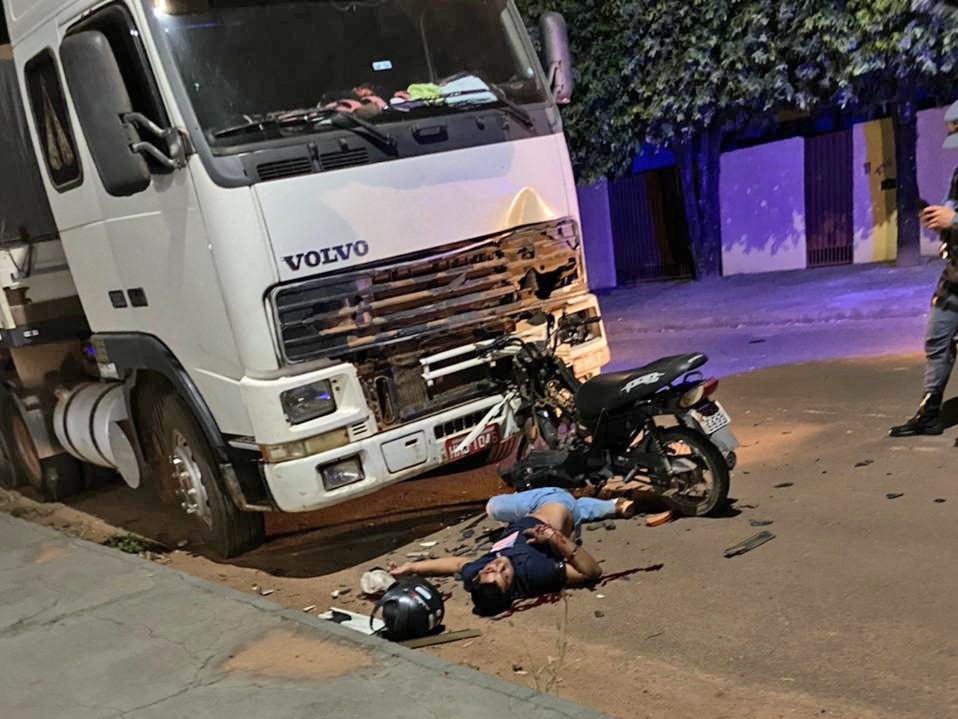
[479,315,602,358]
[559,316,602,330]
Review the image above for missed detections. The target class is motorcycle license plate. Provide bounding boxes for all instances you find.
[691,401,732,435]
[445,424,500,461]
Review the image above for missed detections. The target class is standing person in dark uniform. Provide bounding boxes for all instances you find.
[891,101,958,438]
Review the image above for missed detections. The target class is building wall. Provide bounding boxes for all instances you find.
[576,178,617,291]
[917,106,954,257]
[852,119,897,264]
[583,108,956,283]
[720,137,807,275]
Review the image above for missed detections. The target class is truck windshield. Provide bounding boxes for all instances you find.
[151,0,548,146]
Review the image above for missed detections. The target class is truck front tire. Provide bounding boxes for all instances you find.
[150,393,264,558]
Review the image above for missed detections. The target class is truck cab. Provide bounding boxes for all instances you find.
[0,0,608,556]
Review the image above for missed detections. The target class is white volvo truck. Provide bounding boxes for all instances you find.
[0,0,609,556]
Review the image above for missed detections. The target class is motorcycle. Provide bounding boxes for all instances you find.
[453,312,736,517]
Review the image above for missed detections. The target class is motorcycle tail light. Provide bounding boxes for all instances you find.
[702,378,719,396]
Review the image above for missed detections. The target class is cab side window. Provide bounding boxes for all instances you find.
[69,3,172,171]
[24,50,82,191]
[69,4,167,124]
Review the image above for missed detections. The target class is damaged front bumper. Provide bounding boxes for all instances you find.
[246,295,608,512]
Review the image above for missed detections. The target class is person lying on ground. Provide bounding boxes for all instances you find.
[390,487,635,616]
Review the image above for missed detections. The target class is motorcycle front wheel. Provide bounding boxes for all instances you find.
[658,426,730,517]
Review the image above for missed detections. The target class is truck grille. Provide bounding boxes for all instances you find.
[271,219,585,364]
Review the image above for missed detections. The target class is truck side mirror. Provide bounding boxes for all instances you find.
[60,31,150,197]
[539,12,573,105]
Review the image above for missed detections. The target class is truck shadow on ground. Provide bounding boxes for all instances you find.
[232,503,487,577]
[62,464,505,577]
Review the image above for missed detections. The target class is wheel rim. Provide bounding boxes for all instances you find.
[12,415,43,491]
[170,430,213,527]
[666,438,714,506]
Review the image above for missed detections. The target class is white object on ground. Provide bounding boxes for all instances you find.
[361,569,396,595]
[319,607,384,636]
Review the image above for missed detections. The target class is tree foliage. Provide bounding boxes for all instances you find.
[517,0,958,274]
[519,0,958,177]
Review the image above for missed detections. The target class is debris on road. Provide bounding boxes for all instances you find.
[400,629,482,649]
[361,569,396,596]
[854,459,874,468]
[749,519,774,527]
[646,511,672,527]
[724,531,776,558]
[419,541,438,548]
[301,604,316,613]
[331,588,351,599]
[406,551,434,559]
[319,607,383,635]
[886,493,904,500]
[773,482,794,488]
[596,594,606,599]
[594,610,605,618]
[260,588,276,596]
[935,498,947,503]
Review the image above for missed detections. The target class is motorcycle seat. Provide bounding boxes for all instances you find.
[575,353,708,419]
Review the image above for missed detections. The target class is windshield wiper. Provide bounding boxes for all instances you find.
[212,108,396,151]
[329,112,397,153]
[211,108,333,139]
[485,83,535,129]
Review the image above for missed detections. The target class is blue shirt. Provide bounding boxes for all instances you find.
[461,517,567,600]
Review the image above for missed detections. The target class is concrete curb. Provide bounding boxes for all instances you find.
[10,515,609,719]
[603,305,931,335]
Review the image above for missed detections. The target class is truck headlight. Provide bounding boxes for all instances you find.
[320,457,364,490]
[281,380,336,425]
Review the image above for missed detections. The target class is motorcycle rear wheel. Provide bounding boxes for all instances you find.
[658,426,730,517]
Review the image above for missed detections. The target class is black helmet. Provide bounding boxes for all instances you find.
[370,575,444,640]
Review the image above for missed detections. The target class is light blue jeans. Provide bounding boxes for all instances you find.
[486,487,617,527]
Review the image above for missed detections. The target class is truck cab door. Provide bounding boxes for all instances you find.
[13,23,132,331]
[57,3,242,388]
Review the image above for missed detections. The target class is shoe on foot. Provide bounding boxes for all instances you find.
[889,392,944,437]
[614,498,636,519]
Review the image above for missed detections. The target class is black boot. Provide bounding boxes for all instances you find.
[889,393,945,437]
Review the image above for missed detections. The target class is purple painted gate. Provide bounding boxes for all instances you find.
[805,130,854,267]
[608,168,693,283]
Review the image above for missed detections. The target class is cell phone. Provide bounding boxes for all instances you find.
[919,198,930,211]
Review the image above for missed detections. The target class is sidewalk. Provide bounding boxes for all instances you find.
[0,514,606,719]
[599,259,942,333]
